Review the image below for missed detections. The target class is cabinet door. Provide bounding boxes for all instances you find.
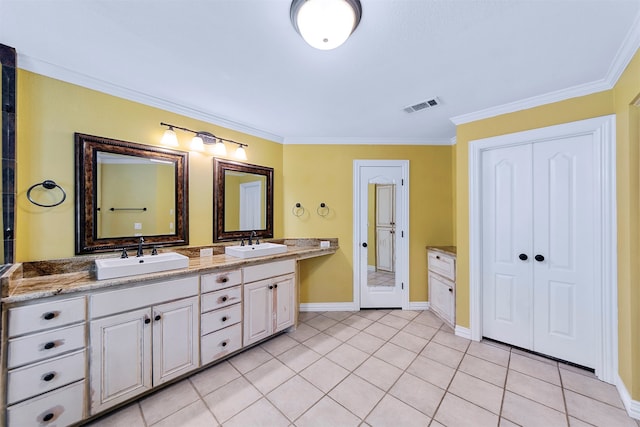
[243,280,272,346]
[90,308,152,415]
[152,296,199,385]
[274,275,295,333]
[428,272,454,326]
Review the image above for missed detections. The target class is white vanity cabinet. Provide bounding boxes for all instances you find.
[88,276,199,414]
[243,259,296,346]
[5,296,87,427]
[427,249,456,328]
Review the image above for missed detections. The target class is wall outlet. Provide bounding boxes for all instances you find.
[320,241,330,248]
[200,248,213,257]
[134,222,142,230]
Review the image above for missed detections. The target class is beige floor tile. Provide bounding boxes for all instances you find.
[373,342,417,369]
[421,341,465,369]
[326,342,370,371]
[559,363,597,379]
[388,309,421,320]
[298,311,320,322]
[305,314,339,331]
[402,321,439,340]
[560,368,624,409]
[295,396,362,427]
[432,329,471,352]
[278,344,322,372]
[406,355,455,389]
[506,369,564,412]
[378,313,411,330]
[261,333,299,356]
[346,331,386,354]
[150,400,218,427]
[358,310,388,321]
[565,390,637,427]
[354,356,404,391]
[267,375,323,421]
[223,398,289,427]
[509,353,560,386]
[511,348,558,366]
[228,345,273,374]
[323,311,354,321]
[202,377,262,423]
[363,322,399,340]
[499,418,520,427]
[459,354,508,387]
[389,330,429,353]
[434,393,499,427]
[431,422,446,427]
[329,374,385,418]
[324,323,360,341]
[244,358,296,394]
[189,360,241,396]
[365,394,431,427]
[300,357,350,393]
[303,332,342,355]
[139,379,200,425]
[467,341,510,367]
[568,417,593,427]
[341,314,375,330]
[86,402,145,427]
[287,323,321,342]
[501,391,568,427]
[389,373,446,417]
[449,371,504,414]
[482,339,512,352]
[413,311,445,328]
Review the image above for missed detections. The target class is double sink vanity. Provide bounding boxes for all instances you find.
[0,239,337,426]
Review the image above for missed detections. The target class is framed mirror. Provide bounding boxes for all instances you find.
[75,133,189,254]
[1,44,16,264]
[213,158,273,242]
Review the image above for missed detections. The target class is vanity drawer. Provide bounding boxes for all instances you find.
[8,297,86,337]
[428,251,455,281]
[7,350,85,405]
[201,286,241,313]
[201,269,241,293]
[7,323,85,369]
[6,380,84,427]
[201,303,241,335]
[243,259,295,283]
[201,323,242,365]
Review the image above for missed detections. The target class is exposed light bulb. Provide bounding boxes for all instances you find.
[234,145,247,161]
[190,135,205,151]
[295,0,358,50]
[213,140,227,156]
[161,128,179,146]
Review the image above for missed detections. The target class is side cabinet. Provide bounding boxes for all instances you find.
[427,249,456,328]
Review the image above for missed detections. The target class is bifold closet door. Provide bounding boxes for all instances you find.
[482,136,596,368]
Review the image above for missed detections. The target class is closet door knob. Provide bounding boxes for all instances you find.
[519,253,528,261]
[535,254,545,262]
[362,242,368,248]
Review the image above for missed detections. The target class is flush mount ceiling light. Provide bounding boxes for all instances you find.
[290,0,362,50]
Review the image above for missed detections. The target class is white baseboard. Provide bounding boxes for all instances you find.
[455,325,472,340]
[367,265,376,272]
[407,301,429,310]
[616,375,640,420]
[299,302,358,312]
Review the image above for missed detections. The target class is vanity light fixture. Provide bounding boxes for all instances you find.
[160,122,248,158]
[290,0,362,50]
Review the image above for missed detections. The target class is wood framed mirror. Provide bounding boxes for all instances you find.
[75,133,189,254]
[213,158,273,242]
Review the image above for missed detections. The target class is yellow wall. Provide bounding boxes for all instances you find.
[455,48,640,399]
[283,144,454,303]
[17,70,284,261]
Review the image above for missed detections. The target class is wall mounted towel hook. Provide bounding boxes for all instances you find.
[292,202,305,217]
[317,202,330,217]
[26,180,67,208]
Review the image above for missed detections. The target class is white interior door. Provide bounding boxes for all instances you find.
[482,135,597,368]
[239,181,261,230]
[376,184,395,272]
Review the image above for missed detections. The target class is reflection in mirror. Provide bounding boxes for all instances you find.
[367,183,396,287]
[214,158,273,242]
[75,133,188,254]
[1,44,16,264]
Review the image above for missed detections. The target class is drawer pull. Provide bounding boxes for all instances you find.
[144,316,151,324]
[221,340,228,347]
[219,276,228,283]
[42,372,56,382]
[43,342,56,350]
[154,314,162,321]
[221,296,228,302]
[43,312,57,320]
[43,412,55,422]
[222,316,228,322]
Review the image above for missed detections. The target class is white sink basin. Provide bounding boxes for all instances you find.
[225,242,287,259]
[95,252,190,280]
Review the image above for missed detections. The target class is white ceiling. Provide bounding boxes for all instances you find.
[1,0,639,144]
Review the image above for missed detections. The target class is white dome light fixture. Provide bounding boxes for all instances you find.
[290,0,362,50]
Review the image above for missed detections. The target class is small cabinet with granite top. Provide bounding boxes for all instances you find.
[427,248,456,328]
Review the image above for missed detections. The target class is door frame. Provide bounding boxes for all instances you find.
[353,160,410,309]
[468,114,617,383]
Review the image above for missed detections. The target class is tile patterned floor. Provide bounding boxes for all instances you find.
[367,270,395,287]
[85,309,639,427]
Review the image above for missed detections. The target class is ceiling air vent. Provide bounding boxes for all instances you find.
[403,97,440,114]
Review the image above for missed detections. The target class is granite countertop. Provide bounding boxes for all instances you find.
[2,239,338,303]
[426,246,457,256]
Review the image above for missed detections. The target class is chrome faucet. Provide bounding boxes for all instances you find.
[248,231,257,245]
[137,236,145,257]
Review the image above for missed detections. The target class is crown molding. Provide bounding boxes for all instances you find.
[605,10,640,87]
[283,136,453,145]
[16,54,285,143]
[450,136,457,145]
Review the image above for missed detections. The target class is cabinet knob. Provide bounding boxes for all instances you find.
[221,340,228,347]
[43,342,56,350]
[154,314,161,321]
[144,316,151,324]
[436,255,441,259]
[448,288,453,293]
[221,296,228,302]
[42,413,55,422]
[274,284,278,289]
[220,276,228,283]
[42,372,56,382]
[222,316,228,322]
[535,254,545,262]
[268,285,274,290]
[43,312,56,320]
[519,253,528,261]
